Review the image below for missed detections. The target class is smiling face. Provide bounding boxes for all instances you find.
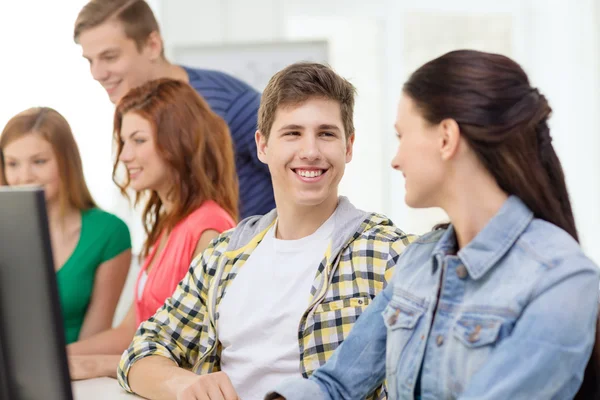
[118,112,171,196]
[391,93,446,208]
[79,20,159,104]
[3,133,61,203]
[256,97,354,212]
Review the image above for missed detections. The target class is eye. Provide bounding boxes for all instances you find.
[285,131,300,136]
[5,161,17,168]
[103,54,118,62]
[34,159,47,165]
[134,138,146,144]
[320,131,336,137]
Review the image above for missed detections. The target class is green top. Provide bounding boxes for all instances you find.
[56,208,131,344]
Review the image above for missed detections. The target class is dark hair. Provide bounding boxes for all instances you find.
[405,50,577,240]
[405,49,596,398]
[258,62,356,140]
[113,78,238,259]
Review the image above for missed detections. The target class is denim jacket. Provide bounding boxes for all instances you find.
[268,196,600,400]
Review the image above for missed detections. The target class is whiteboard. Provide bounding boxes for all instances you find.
[170,40,329,92]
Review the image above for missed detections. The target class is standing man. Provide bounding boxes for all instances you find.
[74,0,274,218]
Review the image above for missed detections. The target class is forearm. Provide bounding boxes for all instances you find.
[128,356,199,400]
[71,355,122,380]
[77,317,113,340]
[95,355,121,378]
[68,326,133,356]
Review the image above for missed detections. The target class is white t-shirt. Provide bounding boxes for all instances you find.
[217,213,335,399]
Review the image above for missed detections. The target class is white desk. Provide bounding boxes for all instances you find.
[72,377,142,399]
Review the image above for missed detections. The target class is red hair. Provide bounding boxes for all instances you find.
[113,78,238,258]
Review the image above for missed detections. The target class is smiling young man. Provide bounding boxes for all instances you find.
[116,62,414,400]
[73,0,274,218]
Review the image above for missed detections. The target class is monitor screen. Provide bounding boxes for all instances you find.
[0,187,73,400]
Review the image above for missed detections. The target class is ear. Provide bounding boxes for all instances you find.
[255,130,268,164]
[345,132,355,163]
[439,119,460,161]
[145,31,164,61]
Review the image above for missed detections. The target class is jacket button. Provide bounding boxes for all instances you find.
[456,265,468,279]
[468,325,482,342]
[436,335,444,346]
[388,308,400,325]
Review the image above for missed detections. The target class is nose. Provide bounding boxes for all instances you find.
[118,141,133,164]
[17,165,36,185]
[298,135,320,161]
[391,147,401,171]
[90,61,109,82]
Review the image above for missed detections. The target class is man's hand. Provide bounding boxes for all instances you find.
[176,371,239,400]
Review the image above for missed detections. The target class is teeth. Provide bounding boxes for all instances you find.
[105,81,120,90]
[297,170,323,178]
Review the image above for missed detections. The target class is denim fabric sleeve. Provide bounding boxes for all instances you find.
[459,258,600,400]
[266,281,393,400]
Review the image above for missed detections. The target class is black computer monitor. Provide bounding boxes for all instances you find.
[0,187,73,400]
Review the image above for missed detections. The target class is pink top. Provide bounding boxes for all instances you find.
[134,200,235,325]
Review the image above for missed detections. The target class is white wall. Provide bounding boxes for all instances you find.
[159,0,600,264]
[518,0,600,263]
[0,0,162,325]
[0,1,114,210]
[0,1,598,325]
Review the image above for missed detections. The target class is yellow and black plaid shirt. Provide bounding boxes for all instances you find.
[118,212,415,399]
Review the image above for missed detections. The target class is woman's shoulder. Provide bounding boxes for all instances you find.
[82,208,129,230]
[79,208,131,258]
[518,218,595,272]
[181,201,236,229]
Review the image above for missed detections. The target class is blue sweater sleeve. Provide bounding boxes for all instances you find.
[225,89,269,174]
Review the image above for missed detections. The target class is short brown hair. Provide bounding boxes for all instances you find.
[258,62,356,140]
[74,0,160,52]
[0,107,97,218]
[113,79,239,259]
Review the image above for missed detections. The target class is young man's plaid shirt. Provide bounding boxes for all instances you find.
[118,212,415,399]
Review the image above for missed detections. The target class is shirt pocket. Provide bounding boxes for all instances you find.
[301,296,373,375]
[448,314,511,397]
[309,296,372,344]
[453,316,502,348]
[314,296,371,313]
[382,290,427,377]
